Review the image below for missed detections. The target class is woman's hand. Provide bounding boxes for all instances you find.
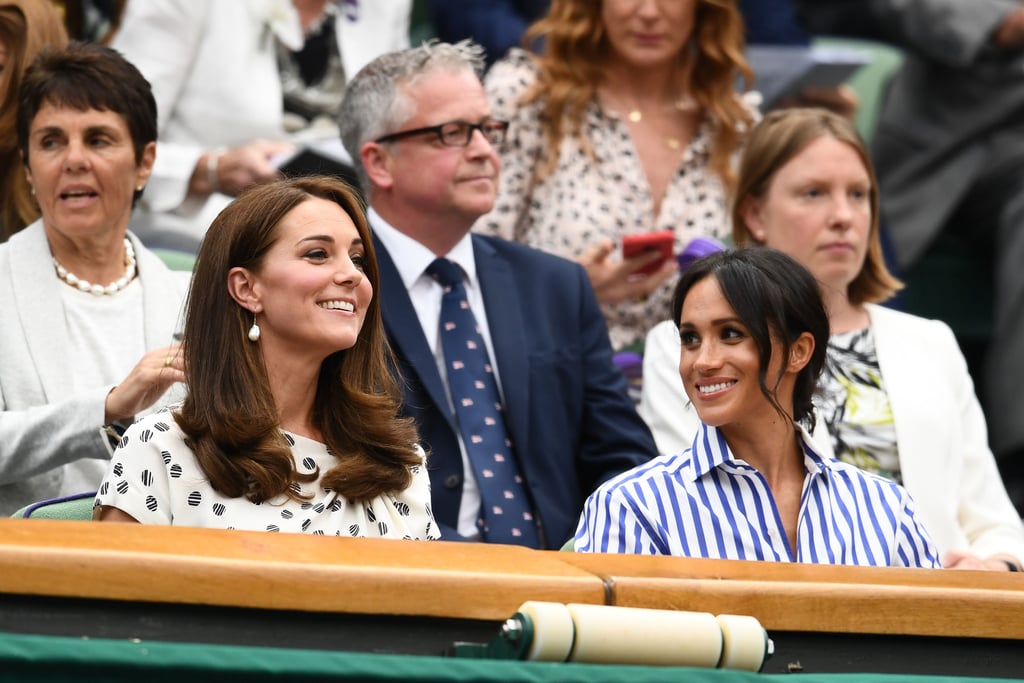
[577,238,678,305]
[104,344,185,424]
[942,549,1022,572]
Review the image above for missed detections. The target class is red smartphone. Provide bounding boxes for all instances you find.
[622,230,675,276]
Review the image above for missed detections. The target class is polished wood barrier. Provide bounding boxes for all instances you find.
[0,519,604,620]
[558,552,1024,640]
[0,517,1022,640]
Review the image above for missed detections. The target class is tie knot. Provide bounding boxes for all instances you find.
[426,258,463,288]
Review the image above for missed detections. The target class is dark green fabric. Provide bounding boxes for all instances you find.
[0,633,1011,683]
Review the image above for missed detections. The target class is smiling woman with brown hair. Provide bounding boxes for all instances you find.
[94,177,438,539]
[577,247,940,568]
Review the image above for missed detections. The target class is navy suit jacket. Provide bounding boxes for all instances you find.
[374,232,657,548]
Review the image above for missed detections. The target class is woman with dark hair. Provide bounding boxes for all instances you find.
[0,0,68,239]
[0,41,187,515]
[577,248,939,567]
[95,177,438,538]
[641,108,1024,571]
[474,0,758,350]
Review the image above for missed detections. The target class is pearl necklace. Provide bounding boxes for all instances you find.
[53,238,137,296]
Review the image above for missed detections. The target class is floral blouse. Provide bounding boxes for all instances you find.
[819,327,902,483]
[474,48,758,350]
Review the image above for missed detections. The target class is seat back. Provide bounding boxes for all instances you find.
[13,492,96,521]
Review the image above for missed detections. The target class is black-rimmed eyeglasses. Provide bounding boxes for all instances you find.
[374,119,509,147]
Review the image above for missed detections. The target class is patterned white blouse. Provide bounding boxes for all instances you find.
[95,408,439,539]
[474,48,757,350]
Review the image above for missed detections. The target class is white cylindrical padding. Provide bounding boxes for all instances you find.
[517,601,575,662]
[715,614,770,672]
[564,603,723,667]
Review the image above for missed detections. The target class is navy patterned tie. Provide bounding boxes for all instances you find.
[426,258,539,547]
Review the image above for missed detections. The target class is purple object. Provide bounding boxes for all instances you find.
[676,236,727,272]
[613,351,644,378]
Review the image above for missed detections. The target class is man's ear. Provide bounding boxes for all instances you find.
[361,142,394,191]
[788,331,815,373]
[227,267,261,313]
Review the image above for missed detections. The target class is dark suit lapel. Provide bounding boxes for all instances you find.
[473,237,530,453]
[373,234,456,433]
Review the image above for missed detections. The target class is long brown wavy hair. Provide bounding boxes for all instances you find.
[520,0,754,189]
[175,176,421,504]
[732,108,903,305]
[0,0,67,239]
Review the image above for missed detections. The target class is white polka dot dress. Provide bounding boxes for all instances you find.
[95,408,439,539]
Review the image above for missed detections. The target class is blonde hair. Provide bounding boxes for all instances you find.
[520,0,754,189]
[732,107,902,305]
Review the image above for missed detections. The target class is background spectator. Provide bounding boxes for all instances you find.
[474,0,757,351]
[339,40,656,548]
[0,0,68,240]
[1,42,189,514]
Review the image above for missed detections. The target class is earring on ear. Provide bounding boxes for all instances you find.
[136,185,144,192]
[753,230,766,241]
[247,313,261,342]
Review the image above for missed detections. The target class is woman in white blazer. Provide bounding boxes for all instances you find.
[111,0,412,249]
[640,108,1024,571]
[0,43,190,515]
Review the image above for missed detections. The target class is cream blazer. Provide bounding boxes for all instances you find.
[0,221,190,515]
[639,304,1024,562]
[113,0,411,242]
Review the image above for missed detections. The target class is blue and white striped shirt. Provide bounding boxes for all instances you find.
[575,424,941,568]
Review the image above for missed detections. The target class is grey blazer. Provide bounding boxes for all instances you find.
[0,221,190,514]
[866,0,1024,266]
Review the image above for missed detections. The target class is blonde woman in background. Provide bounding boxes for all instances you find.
[640,108,1024,571]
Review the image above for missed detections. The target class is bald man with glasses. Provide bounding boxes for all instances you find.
[339,40,656,549]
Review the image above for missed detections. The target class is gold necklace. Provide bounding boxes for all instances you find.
[625,98,696,124]
[623,98,696,151]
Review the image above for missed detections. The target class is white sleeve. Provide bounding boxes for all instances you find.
[112,0,211,211]
[94,414,176,525]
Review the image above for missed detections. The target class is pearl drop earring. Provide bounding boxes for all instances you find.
[247,314,261,342]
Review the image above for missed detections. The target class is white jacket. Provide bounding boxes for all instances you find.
[113,0,411,243]
[639,304,1024,562]
[0,221,190,514]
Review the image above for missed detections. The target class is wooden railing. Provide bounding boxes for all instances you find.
[0,517,1021,639]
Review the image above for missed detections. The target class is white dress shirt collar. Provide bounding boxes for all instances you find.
[368,207,478,289]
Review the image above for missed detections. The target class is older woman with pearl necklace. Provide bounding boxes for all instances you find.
[0,42,190,515]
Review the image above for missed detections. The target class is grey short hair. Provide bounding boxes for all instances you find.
[338,40,486,194]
